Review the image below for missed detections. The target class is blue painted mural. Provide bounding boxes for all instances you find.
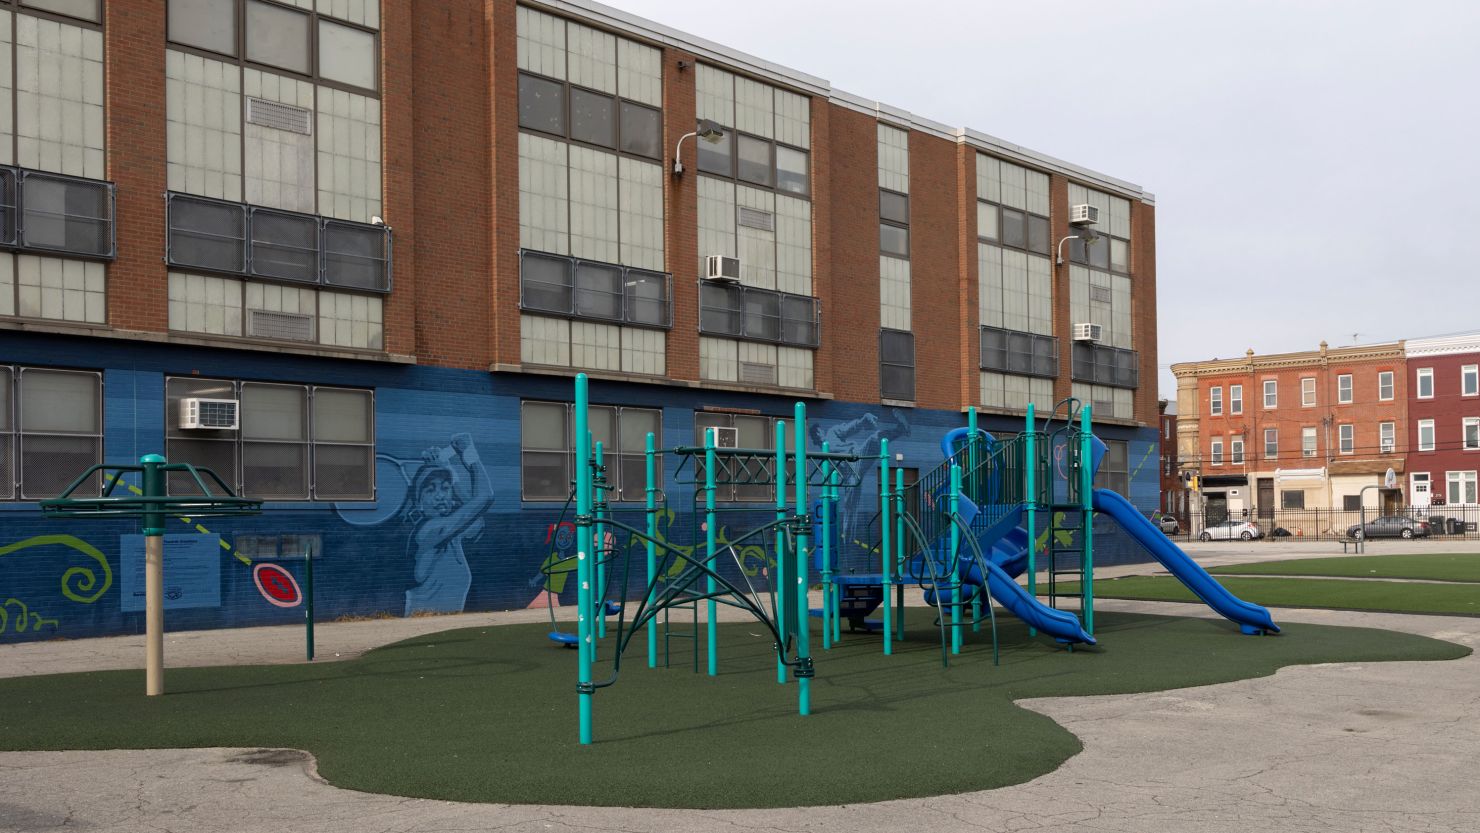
[0,330,1161,642]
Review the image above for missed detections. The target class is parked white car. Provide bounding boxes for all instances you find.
[1198,519,1263,541]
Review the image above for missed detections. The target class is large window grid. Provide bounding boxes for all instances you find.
[166,193,391,293]
[521,401,662,502]
[2,0,101,23]
[0,366,103,500]
[695,70,810,198]
[880,188,909,259]
[977,175,1050,257]
[520,249,671,329]
[1071,342,1139,389]
[165,377,375,500]
[518,70,662,162]
[699,282,819,348]
[0,167,116,260]
[880,329,915,402]
[692,411,777,502]
[167,0,380,95]
[979,327,1057,379]
[1094,440,1129,494]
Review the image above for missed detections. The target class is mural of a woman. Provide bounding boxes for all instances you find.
[404,433,493,615]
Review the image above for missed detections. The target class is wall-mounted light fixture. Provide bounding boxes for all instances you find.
[673,119,725,176]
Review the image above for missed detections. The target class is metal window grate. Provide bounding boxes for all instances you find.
[737,207,774,232]
[247,309,316,342]
[739,361,777,386]
[246,98,312,135]
[1089,284,1112,303]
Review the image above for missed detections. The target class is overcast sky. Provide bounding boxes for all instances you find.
[611,0,1480,399]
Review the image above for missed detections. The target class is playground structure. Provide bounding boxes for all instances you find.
[39,455,262,695]
[549,373,1281,745]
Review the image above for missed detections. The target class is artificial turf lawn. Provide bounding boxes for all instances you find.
[1076,576,1480,617]
[1210,553,1480,583]
[0,613,1466,809]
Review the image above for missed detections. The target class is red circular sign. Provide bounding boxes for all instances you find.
[253,563,302,608]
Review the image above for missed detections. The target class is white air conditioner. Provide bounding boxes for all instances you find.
[179,398,240,430]
[704,255,741,283]
[1069,204,1099,226]
[1072,322,1104,343]
[705,426,739,449]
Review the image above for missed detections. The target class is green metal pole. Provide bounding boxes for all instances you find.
[950,462,962,655]
[1081,404,1094,635]
[705,431,718,677]
[140,454,166,697]
[879,437,892,655]
[793,403,811,715]
[305,544,315,662]
[595,440,607,640]
[1025,403,1037,638]
[645,432,657,669]
[774,421,787,684]
[575,375,594,744]
[967,409,981,633]
[820,441,832,651]
[830,458,841,646]
[895,468,905,641]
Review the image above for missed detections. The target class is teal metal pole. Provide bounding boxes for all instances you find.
[705,431,718,676]
[950,462,962,655]
[574,375,594,744]
[774,421,787,684]
[141,454,166,697]
[895,468,905,641]
[645,432,657,669]
[305,544,315,662]
[879,437,892,655]
[830,458,841,646]
[1025,403,1037,638]
[967,410,980,633]
[820,441,833,651]
[793,403,811,715]
[595,440,607,640]
[1081,403,1094,635]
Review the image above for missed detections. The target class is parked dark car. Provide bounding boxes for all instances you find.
[1346,516,1431,540]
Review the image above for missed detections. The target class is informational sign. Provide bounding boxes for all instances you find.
[120,534,222,613]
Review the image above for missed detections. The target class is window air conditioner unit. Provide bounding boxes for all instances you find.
[704,255,741,283]
[705,426,739,449]
[1069,204,1099,226]
[179,398,240,430]
[1072,322,1103,342]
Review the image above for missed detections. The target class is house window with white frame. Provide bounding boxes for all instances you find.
[1464,417,1480,451]
[1209,386,1222,416]
[1418,419,1435,452]
[1230,384,1242,414]
[1231,434,1244,464]
[1264,427,1278,460]
[1302,426,1317,457]
[1378,370,1394,401]
[1464,365,1479,397]
[1263,379,1277,408]
[1417,367,1434,399]
[1337,373,1352,404]
[1380,421,1395,453]
[1301,377,1316,407]
[1339,424,1354,455]
[1210,438,1223,466]
[1447,470,1477,505]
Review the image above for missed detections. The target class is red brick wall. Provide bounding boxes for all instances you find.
[406,1,492,370]
[957,146,979,409]
[1407,351,1480,501]
[824,105,880,403]
[1131,200,1158,425]
[1049,175,1071,403]
[908,129,959,411]
[663,50,699,382]
[487,0,520,368]
[105,1,167,333]
[380,0,415,357]
[808,96,833,396]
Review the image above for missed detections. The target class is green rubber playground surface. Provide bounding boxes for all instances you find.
[1076,575,1480,617]
[0,613,1465,808]
[1209,553,1480,583]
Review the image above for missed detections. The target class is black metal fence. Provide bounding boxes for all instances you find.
[1169,506,1480,542]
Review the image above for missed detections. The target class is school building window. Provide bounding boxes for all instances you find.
[165,377,374,500]
[692,411,777,502]
[879,329,916,402]
[168,0,380,94]
[0,366,103,500]
[520,401,661,502]
[1093,439,1128,494]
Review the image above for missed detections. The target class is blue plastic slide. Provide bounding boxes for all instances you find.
[963,556,1096,645]
[1091,488,1280,635]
